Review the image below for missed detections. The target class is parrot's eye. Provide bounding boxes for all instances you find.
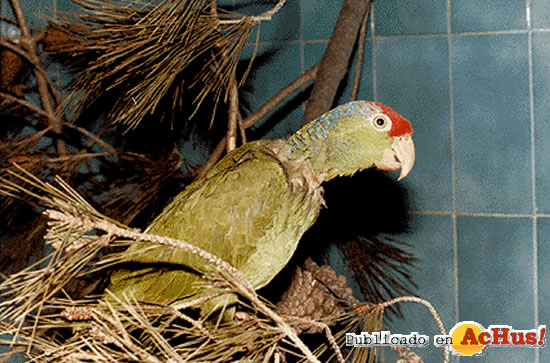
[371,114,392,132]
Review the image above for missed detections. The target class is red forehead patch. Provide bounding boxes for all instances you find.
[373,102,413,137]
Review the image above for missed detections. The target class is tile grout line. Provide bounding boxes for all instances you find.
[298,0,305,75]
[533,217,539,362]
[374,27,550,39]
[527,1,537,218]
[526,1,539,362]
[447,0,460,346]
[245,27,550,47]
[412,210,550,218]
[371,5,378,101]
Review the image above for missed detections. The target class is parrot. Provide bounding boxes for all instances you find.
[107,100,415,319]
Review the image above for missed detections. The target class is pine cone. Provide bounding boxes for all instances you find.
[275,258,358,334]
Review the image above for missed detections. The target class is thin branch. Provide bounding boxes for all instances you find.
[218,0,287,24]
[197,61,320,176]
[63,122,118,155]
[46,152,110,163]
[349,2,372,101]
[8,0,30,39]
[284,316,344,363]
[167,306,216,342]
[0,347,25,363]
[197,135,227,177]
[0,14,18,27]
[250,0,287,23]
[8,0,67,154]
[243,62,319,129]
[238,113,247,144]
[10,126,53,153]
[389,345,424,363]
[226,76,239,152]
[0,92,52,122]
[381,296,449,363]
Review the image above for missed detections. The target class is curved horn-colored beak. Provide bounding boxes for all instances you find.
[375,134,415,181]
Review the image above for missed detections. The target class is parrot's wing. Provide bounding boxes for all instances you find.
[108,140,324,305]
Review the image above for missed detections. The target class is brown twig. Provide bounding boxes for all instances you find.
[63,122,118,155]
[0,347,25,363]
[0,92,52,121]
[10,126,53,154]
[226,76,239,152]
[349,2,372,101]
[8,0,66,154]
[167,306,215,342]
[301,0,373,125]
[46,152,110,163]
[197,135,227,177]
[284,316,344,363]
[218,0,287,24]
[197,61,320,176]
[238,113,247,144]
[381,296,448,363]
[0,15,18,27]
[243,62,320,129]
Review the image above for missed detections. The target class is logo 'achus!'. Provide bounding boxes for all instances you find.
[434,321,546,356]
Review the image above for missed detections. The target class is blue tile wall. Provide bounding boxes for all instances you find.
[451,0,527,32]
[3,0,549,362]
[457,216,535,328]
[538,218,550,362]
[374,0,448,36]
[453,34,532,214]
[301,0,342,41]
[532,0,550,29]
[533,32,550,214]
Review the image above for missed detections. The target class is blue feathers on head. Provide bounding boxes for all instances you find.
[290,101,383,150]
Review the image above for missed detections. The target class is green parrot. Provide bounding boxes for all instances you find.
[107,100,415,318]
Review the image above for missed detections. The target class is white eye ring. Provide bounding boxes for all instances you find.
[371,114,392,132]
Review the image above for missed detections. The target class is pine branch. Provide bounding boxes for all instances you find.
[340,236,418,318]
[47,0,285,130]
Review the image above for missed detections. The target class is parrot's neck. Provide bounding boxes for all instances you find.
[287,122,375,182]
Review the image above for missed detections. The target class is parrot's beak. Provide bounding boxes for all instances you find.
[375,134,415,181]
